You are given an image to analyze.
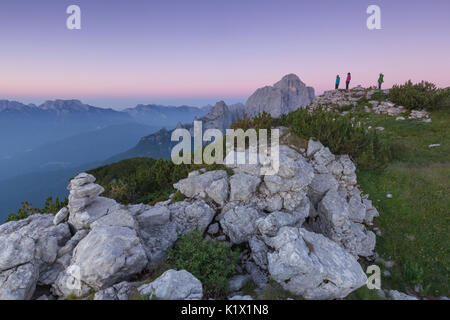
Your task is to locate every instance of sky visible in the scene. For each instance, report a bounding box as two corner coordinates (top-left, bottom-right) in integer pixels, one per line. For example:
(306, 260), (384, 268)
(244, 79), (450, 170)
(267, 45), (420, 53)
(0, 0), (449, 109)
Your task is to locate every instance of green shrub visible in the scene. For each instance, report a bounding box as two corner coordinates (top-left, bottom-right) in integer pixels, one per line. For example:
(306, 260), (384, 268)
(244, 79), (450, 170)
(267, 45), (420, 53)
(41, 197), (68, 214)
(170, 190), (186, 204)
(230, 111), (276, 150)
(280, 107), (395, 170)
(389, 80), (449, 111)
(345, 286), (385, 300)
(5, 197), (68, 223)
(436, 88), (450, 109)
(88, 158), (192, 205)
(370, 91), (388, 102)
(5, 201), (40, 222)
(129, 291), (150, 300)
(258, 280), (300, 300)
(335, 104), (354, 113)
(167, 230), (240, 299)
(402, 261), (425, 287)
(231, 111), (273, 132)
(241, 280), (258, 297)
(88, 158), (235, 206)
(203, 163), (234, 177)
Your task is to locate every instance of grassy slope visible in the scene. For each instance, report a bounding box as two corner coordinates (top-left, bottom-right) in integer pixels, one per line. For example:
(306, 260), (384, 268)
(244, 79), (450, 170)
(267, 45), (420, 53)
(355, 108), (449, 298)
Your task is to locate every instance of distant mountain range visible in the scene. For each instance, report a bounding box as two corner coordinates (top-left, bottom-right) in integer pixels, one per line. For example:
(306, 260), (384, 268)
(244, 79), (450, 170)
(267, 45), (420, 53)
(0, 99), (212, 220)
(0, 99), (209, 158)
(124, 104), (211, 127)
(108, 101), (245, 162)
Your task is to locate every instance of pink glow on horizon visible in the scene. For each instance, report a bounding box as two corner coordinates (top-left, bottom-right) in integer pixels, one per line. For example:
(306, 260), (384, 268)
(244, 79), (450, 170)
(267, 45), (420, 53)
(1, 0), (449, 106)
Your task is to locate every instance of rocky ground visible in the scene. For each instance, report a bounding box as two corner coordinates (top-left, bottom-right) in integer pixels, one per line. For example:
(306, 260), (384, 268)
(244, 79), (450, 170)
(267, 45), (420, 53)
(0, 138), (421, 301)
(310, 86), (430, 120)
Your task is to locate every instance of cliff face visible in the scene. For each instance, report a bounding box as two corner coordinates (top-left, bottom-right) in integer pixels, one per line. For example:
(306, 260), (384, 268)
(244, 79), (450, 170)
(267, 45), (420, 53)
(245, 74), (315, 118)
(200, 101), (244, 134)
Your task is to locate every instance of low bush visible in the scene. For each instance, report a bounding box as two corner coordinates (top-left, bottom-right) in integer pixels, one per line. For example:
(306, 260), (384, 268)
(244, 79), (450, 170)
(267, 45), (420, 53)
(370, 91), (388, 102)
(170, 190), (186, 204)
(166, 230), (240, 299)
(5, 197), (67, 223)
(389, 80), (449, 111)
(335, 104), (354, 113)
(258, 280), (300, 300)
(89, 158), (192, 205)
(231, 111), (273, 132)
(89, 157), (234, 206)
(280, 107), (395, 170)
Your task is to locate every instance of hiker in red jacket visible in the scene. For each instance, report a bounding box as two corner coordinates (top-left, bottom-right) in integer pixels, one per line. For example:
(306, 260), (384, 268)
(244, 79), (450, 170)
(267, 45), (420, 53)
(346, 73), (351, 90)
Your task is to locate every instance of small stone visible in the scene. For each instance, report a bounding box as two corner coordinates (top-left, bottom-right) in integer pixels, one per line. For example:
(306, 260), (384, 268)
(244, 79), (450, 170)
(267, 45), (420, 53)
(307, 139), (324, 158)
(386, 194), (393, 199)
(229, 295), (254, 300)
(138, 270), (203, 300)
(405, 234), (415, 241)
(53, 207), (69, 225)
(414, 284), (423, 293)
(207, 223), (219, 235)
(229, 274), (251, 292)
(389, 290), (418, 300)
(377, 289), (387, 299)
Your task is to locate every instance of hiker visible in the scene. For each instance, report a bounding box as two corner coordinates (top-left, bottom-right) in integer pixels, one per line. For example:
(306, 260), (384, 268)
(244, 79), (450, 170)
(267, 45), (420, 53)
(335, 75), (340, 90)
(378, 73), (384, 89)
(346, 72), (351, 90)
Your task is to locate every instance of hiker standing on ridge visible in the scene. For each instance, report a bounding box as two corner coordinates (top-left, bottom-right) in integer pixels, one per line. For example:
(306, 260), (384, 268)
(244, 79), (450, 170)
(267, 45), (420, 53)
(378, 73), (384, 90)
(346, 72), (351, 90)
(335, 75), (341, 90)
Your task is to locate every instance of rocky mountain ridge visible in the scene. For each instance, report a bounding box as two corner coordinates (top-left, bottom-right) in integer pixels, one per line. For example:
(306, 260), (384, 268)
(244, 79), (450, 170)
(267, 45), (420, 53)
(0, 99), (208, 161)
(199, 101), (245, 134)
(110, 100), (245, 161)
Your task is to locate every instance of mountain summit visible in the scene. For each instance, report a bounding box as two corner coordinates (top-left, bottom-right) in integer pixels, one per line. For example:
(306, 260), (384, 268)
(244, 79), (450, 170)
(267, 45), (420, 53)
(200, 101), (244, 134)
(245, 74), (315, 118)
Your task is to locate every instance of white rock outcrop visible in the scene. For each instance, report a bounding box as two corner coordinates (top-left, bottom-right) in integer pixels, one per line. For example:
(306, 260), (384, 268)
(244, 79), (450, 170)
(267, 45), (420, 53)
(266, 227), (367, 299)
(138, 270), (203, 300)
(1, 137), (382, 300)
(309, 86), (430, 120)
(0, 215), (71, 299)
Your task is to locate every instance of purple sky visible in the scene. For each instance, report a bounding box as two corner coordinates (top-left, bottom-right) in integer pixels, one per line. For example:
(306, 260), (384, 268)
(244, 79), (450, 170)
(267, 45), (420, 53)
(1, 0), (449, 109)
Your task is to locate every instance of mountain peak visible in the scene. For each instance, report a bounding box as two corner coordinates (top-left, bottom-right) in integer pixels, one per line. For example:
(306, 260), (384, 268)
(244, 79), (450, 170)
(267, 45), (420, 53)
(0, 100), (37, 112)
(245, 74), (315, 118)
(274, 73), (306, 89)
(212, 100), (228, 111)
(38, 99), (90, 112)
